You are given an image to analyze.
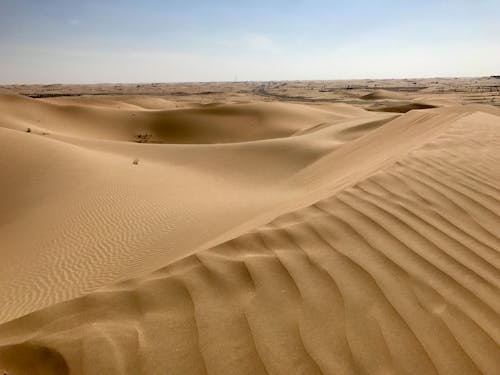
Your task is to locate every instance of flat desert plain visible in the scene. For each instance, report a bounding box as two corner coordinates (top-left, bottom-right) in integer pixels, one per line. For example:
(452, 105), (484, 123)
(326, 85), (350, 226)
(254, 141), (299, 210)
(0, 77), (499, 374)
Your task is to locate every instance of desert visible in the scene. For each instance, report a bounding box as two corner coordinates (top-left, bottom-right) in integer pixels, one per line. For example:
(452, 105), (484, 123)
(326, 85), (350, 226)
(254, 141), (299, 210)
(2, 0), (500, 373)
(0, 77), (499, 374)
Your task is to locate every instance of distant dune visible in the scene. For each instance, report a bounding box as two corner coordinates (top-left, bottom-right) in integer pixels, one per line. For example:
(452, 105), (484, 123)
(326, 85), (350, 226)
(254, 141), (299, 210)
(360, 89), (409, 100)
(0, 84), (499, 374)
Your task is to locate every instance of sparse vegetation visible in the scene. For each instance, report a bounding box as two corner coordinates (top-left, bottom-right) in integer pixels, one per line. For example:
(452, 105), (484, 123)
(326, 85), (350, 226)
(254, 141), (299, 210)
(134, 131), (152, 143)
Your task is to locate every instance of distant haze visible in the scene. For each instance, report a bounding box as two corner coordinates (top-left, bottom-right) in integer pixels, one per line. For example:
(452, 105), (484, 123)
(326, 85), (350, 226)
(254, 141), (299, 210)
(1, 0), (499, 84)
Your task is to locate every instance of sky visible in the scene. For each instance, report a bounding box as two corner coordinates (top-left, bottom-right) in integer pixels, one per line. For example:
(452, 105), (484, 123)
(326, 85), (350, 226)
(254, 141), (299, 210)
(1, 0), (499, 84)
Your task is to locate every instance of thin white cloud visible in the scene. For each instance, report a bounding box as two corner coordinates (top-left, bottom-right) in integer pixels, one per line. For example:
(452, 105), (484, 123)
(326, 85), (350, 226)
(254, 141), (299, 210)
(244, 33), (275, 51)
(214, 40), (236, 49)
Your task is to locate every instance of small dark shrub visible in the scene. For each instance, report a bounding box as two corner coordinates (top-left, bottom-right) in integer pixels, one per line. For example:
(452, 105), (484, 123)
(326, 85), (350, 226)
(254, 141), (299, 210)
(134, 131), (152, 143)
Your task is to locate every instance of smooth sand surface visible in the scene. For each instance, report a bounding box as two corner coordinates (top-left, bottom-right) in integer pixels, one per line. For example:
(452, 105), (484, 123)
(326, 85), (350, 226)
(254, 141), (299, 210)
(0, 80), (499, 374)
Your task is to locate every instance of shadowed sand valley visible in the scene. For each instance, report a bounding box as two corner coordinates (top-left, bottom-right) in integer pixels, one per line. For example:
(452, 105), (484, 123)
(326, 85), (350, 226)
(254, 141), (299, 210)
(0, 78), (499, 374)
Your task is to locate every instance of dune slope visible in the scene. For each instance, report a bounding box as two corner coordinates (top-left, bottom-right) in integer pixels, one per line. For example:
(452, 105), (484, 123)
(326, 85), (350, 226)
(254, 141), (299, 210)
(0, 95), (499, 375)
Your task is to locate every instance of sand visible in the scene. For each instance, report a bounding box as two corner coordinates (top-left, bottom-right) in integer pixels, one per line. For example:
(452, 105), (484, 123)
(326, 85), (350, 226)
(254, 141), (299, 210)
(0, 79), (499, 374)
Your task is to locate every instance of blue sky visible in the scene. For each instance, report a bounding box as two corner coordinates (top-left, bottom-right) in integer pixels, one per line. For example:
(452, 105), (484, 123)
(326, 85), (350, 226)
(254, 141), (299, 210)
(1, 0), (499, 83)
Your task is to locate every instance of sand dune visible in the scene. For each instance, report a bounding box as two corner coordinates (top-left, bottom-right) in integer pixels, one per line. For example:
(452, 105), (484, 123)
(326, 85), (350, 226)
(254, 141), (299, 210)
(0, 90), (499, 374)
(0, 94), (365, 144)
(0, 94), (396, 323)
(360, 89), (410, 100)
(40, 95), (183, 110)
(359, 90), (438, 113)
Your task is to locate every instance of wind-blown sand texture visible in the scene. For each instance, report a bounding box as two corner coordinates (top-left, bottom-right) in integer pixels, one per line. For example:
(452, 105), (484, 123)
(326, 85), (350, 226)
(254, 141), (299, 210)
(0, 78), (499, 374)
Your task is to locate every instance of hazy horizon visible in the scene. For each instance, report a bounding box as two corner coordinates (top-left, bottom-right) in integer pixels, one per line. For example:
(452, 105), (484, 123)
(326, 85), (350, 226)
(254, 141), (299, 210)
(1, 0), (500, 84)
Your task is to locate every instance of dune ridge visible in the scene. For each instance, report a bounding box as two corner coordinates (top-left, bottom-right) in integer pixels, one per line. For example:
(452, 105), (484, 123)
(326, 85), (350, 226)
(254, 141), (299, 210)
(0, 93), (499, 374)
